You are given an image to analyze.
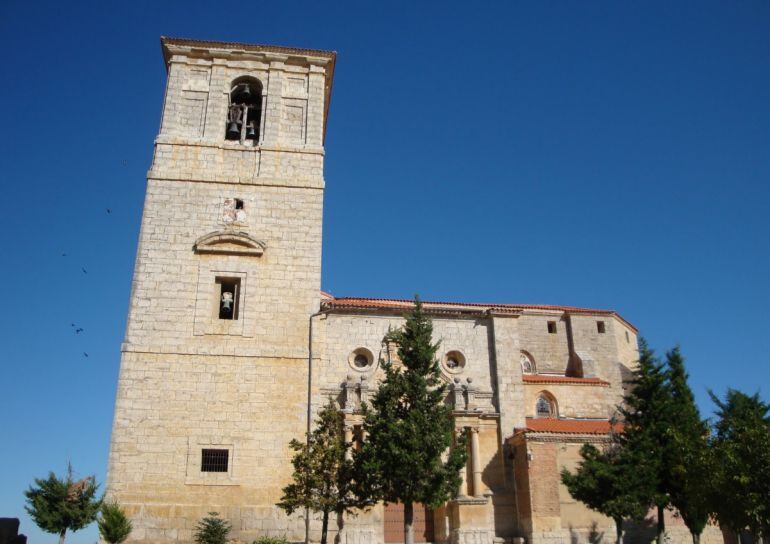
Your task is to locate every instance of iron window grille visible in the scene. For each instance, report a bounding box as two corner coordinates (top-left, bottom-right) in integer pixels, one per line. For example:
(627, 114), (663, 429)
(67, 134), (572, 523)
(201, 449), (229, 472)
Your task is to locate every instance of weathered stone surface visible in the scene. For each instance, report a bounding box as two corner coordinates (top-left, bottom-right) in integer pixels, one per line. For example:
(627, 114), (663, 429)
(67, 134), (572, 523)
(107, 37), (717, 544)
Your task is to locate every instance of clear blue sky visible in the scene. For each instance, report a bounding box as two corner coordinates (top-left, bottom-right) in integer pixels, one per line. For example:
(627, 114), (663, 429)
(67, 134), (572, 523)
(1, 1), (769, 542)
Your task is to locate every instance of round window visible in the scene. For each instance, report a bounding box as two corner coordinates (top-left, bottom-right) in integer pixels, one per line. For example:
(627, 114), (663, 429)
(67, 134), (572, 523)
(354, 353), (369, 368)
(442, 350), (466, 374)
(348, 348), (374, 371)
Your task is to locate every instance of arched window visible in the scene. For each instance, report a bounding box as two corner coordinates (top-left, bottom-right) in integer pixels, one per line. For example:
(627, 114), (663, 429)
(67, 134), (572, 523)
(226, 78), (263, 143)
(520, 352), (536, 374)
(535, 393), (556, 419)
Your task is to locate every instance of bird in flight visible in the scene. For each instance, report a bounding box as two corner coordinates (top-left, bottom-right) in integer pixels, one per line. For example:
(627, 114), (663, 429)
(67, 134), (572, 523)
(83, 352), (89, 358)
(82, 268), (88, 274)
(106, 208), (111, 214)
(75, 328), (84, 334)
(61, 252), (67, 257)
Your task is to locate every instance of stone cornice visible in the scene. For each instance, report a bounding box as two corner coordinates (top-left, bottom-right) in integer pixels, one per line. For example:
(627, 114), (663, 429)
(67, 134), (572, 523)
(160, 36), (336, 142)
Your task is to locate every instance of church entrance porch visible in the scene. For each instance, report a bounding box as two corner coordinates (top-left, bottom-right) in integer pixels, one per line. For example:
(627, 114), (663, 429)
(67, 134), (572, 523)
(384, 502), (435, 543)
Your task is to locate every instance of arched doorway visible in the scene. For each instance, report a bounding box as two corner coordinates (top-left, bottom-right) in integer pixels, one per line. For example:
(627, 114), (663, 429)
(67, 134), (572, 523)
(384, 503), (435, 543)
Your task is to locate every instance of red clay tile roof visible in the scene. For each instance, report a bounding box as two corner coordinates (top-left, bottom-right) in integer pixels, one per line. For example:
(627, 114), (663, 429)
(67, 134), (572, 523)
(320, 296), (637, 332)
(516, 418), (623, 435)
(523, 375), (610, 386)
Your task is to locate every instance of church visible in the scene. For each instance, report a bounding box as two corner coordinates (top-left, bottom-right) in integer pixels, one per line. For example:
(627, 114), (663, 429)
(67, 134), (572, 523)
(106, 37), (722, 544)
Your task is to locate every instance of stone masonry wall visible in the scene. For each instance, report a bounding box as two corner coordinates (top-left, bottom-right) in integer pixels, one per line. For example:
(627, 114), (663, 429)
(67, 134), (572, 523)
(107, 41), (331, 544)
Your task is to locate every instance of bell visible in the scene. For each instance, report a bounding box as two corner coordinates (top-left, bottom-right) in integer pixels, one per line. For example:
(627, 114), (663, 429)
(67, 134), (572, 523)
(221, 292), (234, 313)
(233, 84), (252, 101)
(245, 124), (257, 140)
(227, 122), (240, 138)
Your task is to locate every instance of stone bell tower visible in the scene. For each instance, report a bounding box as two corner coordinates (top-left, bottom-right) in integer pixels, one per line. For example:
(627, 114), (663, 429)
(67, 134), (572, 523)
(106, 37), (336, 542)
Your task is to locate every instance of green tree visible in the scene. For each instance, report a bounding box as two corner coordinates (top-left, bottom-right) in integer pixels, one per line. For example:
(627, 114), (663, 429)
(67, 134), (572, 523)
(278, 398), (367, 544)
(616, 339), (670, 544)
(24, 464), (102, 544)
(194, 512), (231, 544)
(98, 501), (133, 544)
(663, 347), (713, 544)
(709, 389), (770, 543)
(356, 297), (468, 544)
(561, 441), (648, 544)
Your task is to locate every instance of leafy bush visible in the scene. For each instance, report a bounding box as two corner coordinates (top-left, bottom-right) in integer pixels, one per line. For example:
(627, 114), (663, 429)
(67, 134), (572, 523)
(98, 501), (132, 544)
(194, 512), (231, 544)
(252, 537), (289, 544)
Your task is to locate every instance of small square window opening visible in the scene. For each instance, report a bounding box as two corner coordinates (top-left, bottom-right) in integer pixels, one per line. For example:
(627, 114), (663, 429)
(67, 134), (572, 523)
(625, 330), (630, 343)
(217, 277), (241, 320)
(547, 321), (557, 334)
(201, 449), (229, 472)
(597, 321), (606, 334)
(235, 199), (244, 210)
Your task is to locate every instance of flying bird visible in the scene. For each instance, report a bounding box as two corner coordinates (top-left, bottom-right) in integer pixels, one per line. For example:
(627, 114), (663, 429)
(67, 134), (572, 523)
(106, 208), (111, 214)
(61, 252), (67, 257)
(81, 268), (88, 274)
(75, 328), (84, 334)
(83, 352), (89, 358)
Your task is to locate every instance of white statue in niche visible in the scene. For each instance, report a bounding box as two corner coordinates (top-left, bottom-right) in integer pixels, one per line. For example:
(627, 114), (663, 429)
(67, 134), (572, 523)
(220, 291), (234, 314)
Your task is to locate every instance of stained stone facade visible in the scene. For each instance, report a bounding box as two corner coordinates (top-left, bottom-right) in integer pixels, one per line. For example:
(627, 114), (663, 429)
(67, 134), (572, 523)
(107, 38), (725, 544)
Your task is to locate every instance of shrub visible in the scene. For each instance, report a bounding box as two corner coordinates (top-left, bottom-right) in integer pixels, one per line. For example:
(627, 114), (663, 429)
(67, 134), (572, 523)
(194, 512), (231, 544)
(252, 537), (289, 544)
(98, 501), (132, 544)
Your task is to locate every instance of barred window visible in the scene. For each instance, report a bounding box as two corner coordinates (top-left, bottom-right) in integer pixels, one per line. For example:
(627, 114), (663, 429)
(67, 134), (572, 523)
(201, 449), (229, 472)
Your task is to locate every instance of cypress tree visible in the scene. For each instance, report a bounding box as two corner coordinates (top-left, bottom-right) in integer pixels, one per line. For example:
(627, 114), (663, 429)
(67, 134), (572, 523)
(98, 501), (133, 544)
(663, 347), (712, 544)
(356, 297), (467, 544)
(561, 441), (647, 544)
(617, 339), (670, 544)
(709, 389), (770, 543)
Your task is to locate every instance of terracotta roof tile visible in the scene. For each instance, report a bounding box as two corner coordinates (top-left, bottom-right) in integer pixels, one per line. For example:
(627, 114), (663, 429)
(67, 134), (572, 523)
(516, 418), (623, 435)
(523, 375), (610, 386)
(320, 296), (636, 332)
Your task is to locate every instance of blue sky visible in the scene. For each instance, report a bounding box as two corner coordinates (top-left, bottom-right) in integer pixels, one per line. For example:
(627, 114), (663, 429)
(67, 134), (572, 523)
(1, 1), (769, 542)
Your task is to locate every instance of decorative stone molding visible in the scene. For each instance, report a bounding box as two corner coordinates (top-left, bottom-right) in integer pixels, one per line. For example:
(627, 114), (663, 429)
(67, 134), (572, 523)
(341, 374), (370, 413)
(193, 231), (265, 257)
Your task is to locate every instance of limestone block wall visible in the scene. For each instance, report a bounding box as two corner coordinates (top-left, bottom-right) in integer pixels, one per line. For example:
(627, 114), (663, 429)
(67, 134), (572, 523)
(108, 39), (334, 544)
(108, 352), (310, 542)
(490, 316), (527, 437)
(515, 314), (571, 375)
(569, 315), (637, 408)
(317, 313), (497, 409)
(523, 384), (611, 419)
(123, 178), (323, 358)
(153, 53), (327, 185)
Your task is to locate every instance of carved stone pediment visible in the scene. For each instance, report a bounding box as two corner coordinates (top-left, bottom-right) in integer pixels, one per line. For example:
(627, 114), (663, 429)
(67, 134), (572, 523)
(193, 231), (266, 257)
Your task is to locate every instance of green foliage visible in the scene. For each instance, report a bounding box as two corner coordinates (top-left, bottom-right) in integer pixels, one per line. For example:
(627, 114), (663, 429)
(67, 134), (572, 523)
(252, 537), (289, 544)
(561, 442), (648, 544)
(356, 296), (467, 513)
(278, 398), (366, 544)
(616, 339), (671, 541)
(194, 512), (231, 544)
(663, 347), (712, 541)
(24, 464), (102, 543)
(98, 501), (133, 544)
(709, 389), (770, 540)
